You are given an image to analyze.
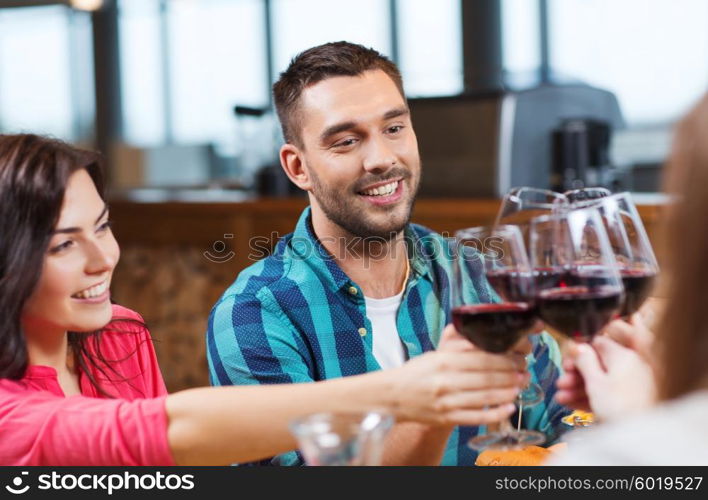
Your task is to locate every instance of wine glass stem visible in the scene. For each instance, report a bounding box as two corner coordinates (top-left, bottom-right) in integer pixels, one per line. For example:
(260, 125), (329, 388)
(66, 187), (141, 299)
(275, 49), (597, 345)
(498, 414), (514, 436)
(517, 400), (523, 432)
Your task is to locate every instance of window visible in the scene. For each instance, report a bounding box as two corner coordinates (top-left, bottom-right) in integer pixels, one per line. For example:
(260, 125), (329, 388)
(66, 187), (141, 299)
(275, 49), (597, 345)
(167, 0), (268, 153)
(396, 0), (463, 96)
(115, 0), (465, 186)
(0, 5), (94, 141)
(271, 0), (391, 77)
(119, 0), (165, 146)
(119, 0), (464, 153)
(120, 0), (268, 155)
(548, 0), (708, 125)
(501, 0), (541, 88)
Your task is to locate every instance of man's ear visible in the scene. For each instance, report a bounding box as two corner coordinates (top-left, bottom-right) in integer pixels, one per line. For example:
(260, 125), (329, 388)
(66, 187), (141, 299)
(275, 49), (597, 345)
(280, 143), (312, 191)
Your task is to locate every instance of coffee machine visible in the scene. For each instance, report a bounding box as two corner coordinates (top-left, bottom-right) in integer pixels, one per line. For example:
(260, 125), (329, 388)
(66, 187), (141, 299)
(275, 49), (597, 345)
(409, 84), (625, 197)
(551, 117), (623, 192)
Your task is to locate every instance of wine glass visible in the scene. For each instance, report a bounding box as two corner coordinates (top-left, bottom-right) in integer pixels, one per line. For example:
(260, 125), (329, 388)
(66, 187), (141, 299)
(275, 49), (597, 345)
(529, 208), (625, 343)
(289, 411), (394, 466)
(564, 187), (611, 203)
(530, 208), (626, 430)
(495, 187), (569, 236)
(562, 192), (659, 319)
(452, 225), (545, 451)
(493, 187), (568, 403)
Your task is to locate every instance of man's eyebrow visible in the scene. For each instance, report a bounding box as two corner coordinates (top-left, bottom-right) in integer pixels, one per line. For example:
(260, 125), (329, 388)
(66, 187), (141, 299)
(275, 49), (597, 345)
(53, 204), (109, 234)
(383, 107), (409, 120)
(319, 121), (357, 143)
(319, 107), (410, 144)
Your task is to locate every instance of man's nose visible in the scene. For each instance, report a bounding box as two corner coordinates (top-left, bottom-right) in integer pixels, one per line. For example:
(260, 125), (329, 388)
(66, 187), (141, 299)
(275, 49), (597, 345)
(362, 136), (397, 173)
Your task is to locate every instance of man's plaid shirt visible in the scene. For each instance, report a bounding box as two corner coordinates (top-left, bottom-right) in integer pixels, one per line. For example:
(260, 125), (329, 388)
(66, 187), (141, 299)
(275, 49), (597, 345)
(207, 207), (570, 465)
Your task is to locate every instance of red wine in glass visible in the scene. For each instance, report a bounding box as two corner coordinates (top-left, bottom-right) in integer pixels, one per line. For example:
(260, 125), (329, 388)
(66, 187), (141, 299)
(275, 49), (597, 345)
(452, 303), (538, 354)
(620, 269), (657, 317)
(564, 266), (653, 318)
(564, 192), (660, 320)
(532, 267), (569, 290)
(485, 269), (534, 303)
(455, 224), (546, 451)
(537, 286), (623, 342)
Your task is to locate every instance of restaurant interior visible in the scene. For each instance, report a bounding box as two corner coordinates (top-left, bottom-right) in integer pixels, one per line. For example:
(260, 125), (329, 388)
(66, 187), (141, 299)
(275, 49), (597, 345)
(1, 1), (705, 463)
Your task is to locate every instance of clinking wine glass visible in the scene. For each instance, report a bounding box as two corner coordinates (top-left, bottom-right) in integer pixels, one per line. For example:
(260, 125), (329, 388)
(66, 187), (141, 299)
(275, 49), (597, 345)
(495, 187), (569, 239)
(452, 225), (545, 451)
(560, 192), (659, 319)
(564, 187), (612, 203)
(529, 208), (625, 343)
(530, 208), (625, 430)
(493, 187), (569, 403)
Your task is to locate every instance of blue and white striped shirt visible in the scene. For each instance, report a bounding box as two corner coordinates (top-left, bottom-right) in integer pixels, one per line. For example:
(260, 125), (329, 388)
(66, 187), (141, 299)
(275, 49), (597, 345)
(207, 207), (570, 465)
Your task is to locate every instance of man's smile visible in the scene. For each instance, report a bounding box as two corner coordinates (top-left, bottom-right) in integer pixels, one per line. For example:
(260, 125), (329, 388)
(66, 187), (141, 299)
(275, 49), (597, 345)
(356, 178), (404, 206)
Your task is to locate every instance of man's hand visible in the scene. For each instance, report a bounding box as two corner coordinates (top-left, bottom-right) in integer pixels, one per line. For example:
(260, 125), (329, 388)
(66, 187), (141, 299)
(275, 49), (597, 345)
(437, 322), (534, 357)
(391, 324), (528, 427)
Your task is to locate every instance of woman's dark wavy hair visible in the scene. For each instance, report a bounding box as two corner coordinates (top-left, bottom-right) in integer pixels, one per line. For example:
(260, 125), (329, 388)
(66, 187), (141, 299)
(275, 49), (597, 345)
(0, 134), (142, 396)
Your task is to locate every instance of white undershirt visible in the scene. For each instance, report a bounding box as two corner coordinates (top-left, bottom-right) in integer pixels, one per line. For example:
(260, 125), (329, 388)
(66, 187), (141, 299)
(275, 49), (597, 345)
(364, 291), (406, 370)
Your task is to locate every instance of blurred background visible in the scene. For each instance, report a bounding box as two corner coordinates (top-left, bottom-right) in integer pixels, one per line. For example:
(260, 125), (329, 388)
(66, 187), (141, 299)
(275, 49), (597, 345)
(1, 0), (704, 390)
(3, 0), (707, 192)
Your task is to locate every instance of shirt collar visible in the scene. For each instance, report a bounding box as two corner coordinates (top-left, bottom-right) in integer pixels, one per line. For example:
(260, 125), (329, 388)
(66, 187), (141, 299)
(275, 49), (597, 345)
(402, 224), (437, 284)
(290, 207), (351, 292)
(290, 207), (437, 292)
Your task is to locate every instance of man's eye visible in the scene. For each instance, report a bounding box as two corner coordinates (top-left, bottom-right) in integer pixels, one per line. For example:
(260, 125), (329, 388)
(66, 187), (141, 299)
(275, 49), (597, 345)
(333, 138), (357, 148)
(387, 125), (404, 134)
(49, 240), (74, 254)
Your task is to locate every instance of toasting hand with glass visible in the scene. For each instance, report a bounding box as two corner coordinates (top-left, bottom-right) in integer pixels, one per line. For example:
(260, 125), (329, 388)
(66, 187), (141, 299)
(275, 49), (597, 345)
(490, 186), (662, 427)
(529, 209), (625, 343)
(550, 195), (661, 413)
(451, 225), (547, 450)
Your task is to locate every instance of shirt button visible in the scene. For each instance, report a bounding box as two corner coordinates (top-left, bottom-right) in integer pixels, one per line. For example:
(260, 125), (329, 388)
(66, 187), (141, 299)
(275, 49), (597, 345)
(358, 327), (367, 337)
(348, 286), (358, 295)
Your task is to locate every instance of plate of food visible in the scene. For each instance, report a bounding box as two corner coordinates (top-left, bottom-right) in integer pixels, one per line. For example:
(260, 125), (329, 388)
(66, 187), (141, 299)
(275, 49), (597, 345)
(561, 410), (595, 427)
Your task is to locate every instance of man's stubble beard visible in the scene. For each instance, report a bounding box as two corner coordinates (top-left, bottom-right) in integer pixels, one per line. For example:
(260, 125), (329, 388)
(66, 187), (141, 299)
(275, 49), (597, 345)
(308, 164), (421, 241)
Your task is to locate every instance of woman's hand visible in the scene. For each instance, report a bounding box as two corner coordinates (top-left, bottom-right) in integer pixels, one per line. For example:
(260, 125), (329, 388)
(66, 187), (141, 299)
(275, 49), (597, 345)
(555, 302), (659, 411)
(603, 308), (656, 364)
(387, 324), (527, 427)
(555, 356), (592, 411)
(559, 336), (656, 421)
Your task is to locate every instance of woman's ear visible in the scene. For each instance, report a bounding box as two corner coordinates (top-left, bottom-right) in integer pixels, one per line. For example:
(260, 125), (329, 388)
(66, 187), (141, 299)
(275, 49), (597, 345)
(280, 143), (312, 191)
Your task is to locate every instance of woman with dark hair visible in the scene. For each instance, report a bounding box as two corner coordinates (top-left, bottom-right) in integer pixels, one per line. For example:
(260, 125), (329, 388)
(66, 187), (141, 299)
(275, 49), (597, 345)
(550, 93), (708, 465)
(0, 133), (526, 466)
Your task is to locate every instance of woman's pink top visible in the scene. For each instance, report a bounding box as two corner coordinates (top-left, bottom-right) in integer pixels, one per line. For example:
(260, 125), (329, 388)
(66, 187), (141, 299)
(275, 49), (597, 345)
(0, 305), (175, 465)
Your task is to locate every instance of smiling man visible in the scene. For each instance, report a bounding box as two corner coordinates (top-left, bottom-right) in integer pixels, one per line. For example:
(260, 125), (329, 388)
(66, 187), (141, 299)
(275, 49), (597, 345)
(206, 42), (569, 465)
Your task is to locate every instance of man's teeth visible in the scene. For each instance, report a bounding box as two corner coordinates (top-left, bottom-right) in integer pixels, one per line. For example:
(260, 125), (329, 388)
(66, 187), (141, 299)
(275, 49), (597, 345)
(72, 281), (108, 299)
(361, 181), (399, 196)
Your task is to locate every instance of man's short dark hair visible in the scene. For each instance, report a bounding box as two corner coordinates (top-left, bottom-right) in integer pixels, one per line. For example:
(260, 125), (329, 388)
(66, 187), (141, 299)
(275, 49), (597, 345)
(272, 41), (405, 148)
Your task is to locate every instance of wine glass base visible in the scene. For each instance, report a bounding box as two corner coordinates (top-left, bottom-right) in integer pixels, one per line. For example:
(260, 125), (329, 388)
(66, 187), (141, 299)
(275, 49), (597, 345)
(518, 382), (544, 406)
(468, 430), (545, 451)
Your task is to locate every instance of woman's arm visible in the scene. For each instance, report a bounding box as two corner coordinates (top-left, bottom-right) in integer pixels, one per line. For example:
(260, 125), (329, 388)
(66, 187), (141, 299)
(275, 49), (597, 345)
(1, 332), (523, 466)
(166, 344), (524, 465)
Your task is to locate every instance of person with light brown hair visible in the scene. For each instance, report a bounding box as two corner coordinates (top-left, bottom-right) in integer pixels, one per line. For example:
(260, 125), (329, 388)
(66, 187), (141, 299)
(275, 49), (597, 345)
(207, 41), (571, 466)
(550, 93), (708, 465)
